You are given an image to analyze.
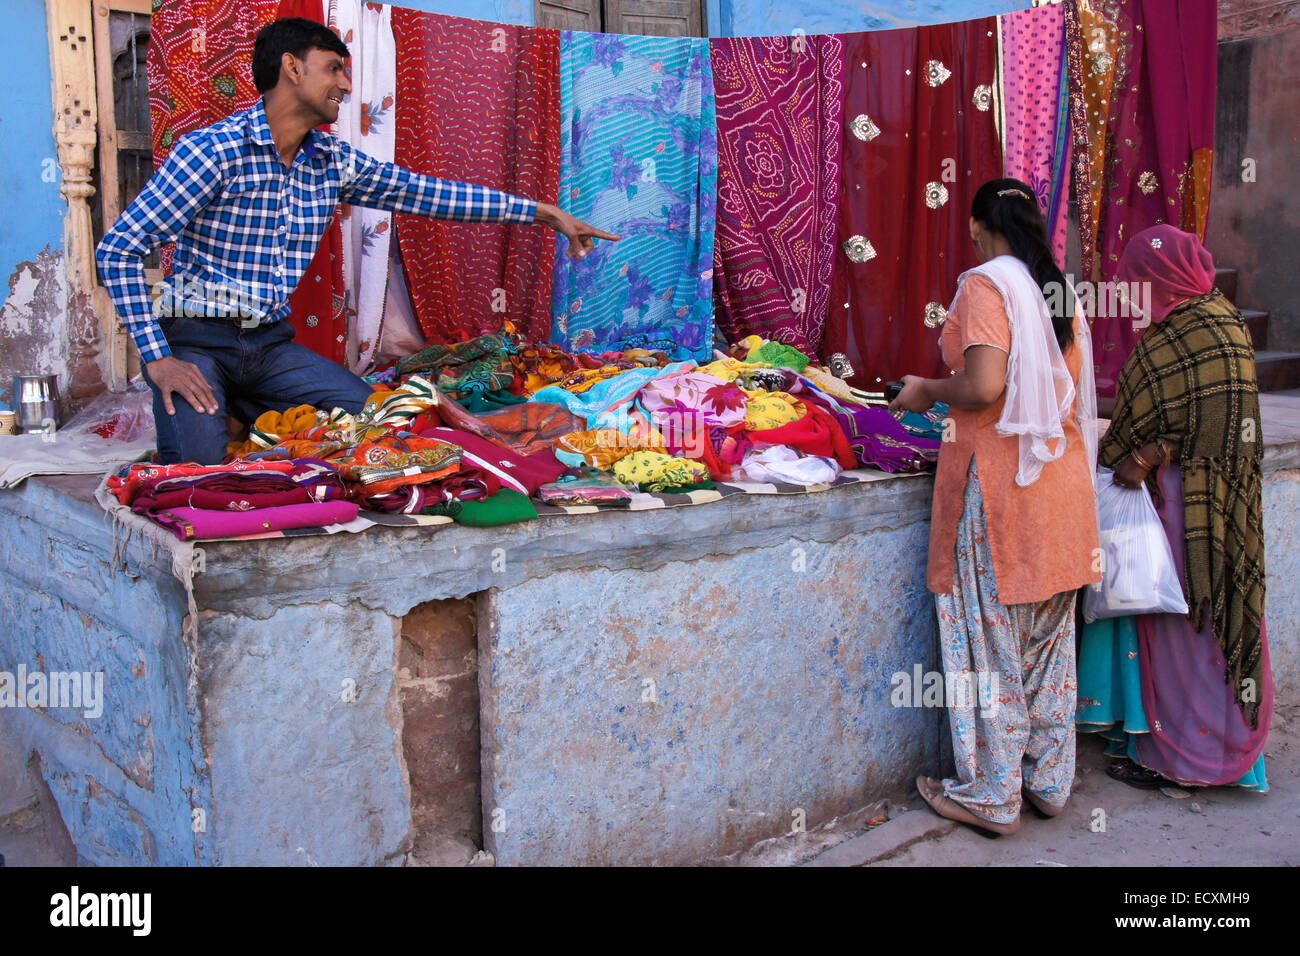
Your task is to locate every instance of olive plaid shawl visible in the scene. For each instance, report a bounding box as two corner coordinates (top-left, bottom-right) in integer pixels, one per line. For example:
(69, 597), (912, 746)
(1099, 289), (1266, 724)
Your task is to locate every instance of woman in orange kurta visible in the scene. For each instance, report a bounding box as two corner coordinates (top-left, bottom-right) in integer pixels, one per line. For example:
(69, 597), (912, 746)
(892, 178), (1100, 837)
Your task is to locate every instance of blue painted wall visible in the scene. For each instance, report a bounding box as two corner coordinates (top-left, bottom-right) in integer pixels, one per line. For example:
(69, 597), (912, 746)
(715, 0), (1031, 37)
(0, 1), (66, 309)
(400, 0), (534, 23)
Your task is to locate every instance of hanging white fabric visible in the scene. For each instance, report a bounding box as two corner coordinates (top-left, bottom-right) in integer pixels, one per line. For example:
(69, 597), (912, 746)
(949, 254), (1097, 485)
(329, 0), (397, 375)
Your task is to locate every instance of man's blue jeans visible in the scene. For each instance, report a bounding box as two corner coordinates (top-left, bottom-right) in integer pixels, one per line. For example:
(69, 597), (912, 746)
(144, 316), (373, 464)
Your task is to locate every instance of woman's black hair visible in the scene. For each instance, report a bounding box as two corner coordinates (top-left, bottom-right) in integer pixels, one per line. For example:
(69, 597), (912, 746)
(971, 178), (1074, 351)
(252, 17), (351, 94)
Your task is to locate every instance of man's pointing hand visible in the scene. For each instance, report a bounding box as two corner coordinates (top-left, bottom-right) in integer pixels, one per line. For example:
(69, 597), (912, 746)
(535, 202), (620, 259)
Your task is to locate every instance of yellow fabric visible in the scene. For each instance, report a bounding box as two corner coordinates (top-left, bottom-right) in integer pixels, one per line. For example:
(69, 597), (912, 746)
(698, 356), (765, 382)
(613, 451), (708, 492)
(742, 391), (805, 429)
(737, 334), (765, 359)
(226, 404), (319, 457)
(802, 366), (879, 406)
(555, 428), (666, 470)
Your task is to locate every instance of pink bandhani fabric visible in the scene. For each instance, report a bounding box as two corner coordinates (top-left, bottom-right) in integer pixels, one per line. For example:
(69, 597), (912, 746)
(998, 3), (1069, 264)
(710, 34), (845, 354)
(392, 10), (560, 345)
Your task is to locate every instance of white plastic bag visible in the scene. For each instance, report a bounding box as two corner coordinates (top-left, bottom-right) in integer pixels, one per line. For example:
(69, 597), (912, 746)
(1083, 467), (1190, 622)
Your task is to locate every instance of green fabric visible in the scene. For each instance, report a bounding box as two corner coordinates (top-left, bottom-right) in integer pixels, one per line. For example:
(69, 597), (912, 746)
(651, 478), (715, 495)
(459, 390), (528, 414)
(451, 489), (538, 526)
(751, 341), (810, 372)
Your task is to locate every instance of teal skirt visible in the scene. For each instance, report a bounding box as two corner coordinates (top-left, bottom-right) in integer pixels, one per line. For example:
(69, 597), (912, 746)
(1076, 616), (1268, 791)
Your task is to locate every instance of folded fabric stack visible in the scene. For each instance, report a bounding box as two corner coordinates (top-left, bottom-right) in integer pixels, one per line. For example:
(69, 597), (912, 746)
(109, 458), (358, 541)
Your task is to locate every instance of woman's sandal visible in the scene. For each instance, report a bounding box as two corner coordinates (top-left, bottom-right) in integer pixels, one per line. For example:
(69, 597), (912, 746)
(1105, 759), (1169, 790)
(1021, 788), (1065, 819)
(916, 776), (1020, 838)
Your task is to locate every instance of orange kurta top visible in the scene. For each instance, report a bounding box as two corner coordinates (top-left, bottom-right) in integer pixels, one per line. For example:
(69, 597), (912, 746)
(926, 274), (1100, 605)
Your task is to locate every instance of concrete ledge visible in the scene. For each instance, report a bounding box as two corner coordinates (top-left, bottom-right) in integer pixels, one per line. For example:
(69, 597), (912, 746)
(802, 808), (957, 867)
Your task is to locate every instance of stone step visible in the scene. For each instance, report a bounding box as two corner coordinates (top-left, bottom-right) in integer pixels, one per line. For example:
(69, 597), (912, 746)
(1216, 267), (1238, 305)
(1255, 350), (1300, 392)
(1242, 308), (1269, 351)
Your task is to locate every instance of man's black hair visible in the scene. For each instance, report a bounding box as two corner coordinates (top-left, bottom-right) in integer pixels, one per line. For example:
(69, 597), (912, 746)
(251, 17), (350, 94)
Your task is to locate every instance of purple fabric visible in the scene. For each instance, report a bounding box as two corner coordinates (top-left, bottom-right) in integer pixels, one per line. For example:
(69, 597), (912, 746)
(999, 3), (1069, 263)
(831, 402), (940, 473)
(148, 500), (360, 540)
(1133, 465), (1273, 785)
(710, 34), (845, 352)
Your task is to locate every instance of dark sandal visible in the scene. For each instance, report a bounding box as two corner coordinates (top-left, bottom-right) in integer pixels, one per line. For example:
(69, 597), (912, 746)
(1105, 759), (1168, 790)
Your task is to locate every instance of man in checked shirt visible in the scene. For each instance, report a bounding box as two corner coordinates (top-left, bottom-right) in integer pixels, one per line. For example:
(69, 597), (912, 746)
(96, 17), (617, 465)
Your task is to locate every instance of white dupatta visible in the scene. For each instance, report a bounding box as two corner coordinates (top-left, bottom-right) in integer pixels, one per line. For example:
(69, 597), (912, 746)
(949, 255), (1098, 485)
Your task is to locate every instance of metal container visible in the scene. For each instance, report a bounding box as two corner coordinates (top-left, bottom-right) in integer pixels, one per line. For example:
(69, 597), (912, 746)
(13, 374), (61, 434)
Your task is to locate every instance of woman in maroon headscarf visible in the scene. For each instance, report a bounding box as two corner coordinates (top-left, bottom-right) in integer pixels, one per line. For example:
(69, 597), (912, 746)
(1077, 224), (1272, 793)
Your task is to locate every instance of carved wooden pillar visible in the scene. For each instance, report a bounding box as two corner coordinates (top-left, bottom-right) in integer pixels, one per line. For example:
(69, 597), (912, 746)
(47, 0), (117, 397)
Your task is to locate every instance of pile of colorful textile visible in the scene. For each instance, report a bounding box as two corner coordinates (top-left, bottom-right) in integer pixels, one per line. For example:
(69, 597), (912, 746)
(114, 332), (944, 540)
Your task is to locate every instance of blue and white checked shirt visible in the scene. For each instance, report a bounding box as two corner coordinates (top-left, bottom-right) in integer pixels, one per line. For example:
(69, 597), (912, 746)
(96, 98), (538, 363)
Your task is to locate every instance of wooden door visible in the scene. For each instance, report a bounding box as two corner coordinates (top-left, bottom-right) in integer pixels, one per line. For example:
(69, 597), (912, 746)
(536, 0), (602, 31)
(605, 0), (702, 36)
(535, 0), (704, 35)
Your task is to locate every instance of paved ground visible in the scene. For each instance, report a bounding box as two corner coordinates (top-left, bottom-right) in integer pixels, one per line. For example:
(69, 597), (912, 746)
(795, 701), (1299, 867)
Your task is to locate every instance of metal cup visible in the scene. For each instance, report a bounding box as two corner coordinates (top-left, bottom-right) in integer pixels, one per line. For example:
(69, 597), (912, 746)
(13, 374), (61, 434)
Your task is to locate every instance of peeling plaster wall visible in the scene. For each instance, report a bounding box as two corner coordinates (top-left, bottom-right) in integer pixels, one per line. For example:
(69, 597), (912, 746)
(1, 248), (70, 411)
(1206, 25), (1300, 350)
(0, 2), (71, 409)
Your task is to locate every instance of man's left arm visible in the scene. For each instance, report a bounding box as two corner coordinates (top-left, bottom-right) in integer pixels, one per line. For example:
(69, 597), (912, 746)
(336, 142), (620, 258)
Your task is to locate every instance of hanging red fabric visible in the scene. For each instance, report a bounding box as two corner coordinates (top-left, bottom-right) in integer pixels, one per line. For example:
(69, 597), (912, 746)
(147, 0), (282, 271)
(825, 20), (1003, 389)
(392, 10), (560, 346)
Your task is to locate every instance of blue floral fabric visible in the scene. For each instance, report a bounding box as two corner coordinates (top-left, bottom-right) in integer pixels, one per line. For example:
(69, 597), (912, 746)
(550, 32), (717, 361)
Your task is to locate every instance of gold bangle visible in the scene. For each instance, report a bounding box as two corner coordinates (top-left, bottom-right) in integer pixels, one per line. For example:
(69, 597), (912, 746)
(1130, 448), (1155, 471)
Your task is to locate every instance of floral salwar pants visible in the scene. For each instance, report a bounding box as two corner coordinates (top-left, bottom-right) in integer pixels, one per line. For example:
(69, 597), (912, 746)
(934, 463), (1078, 825)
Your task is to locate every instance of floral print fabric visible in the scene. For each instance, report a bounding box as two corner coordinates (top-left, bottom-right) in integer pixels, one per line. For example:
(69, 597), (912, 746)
(550, 32), (717, 360)
(934, 462), (1078, 824)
